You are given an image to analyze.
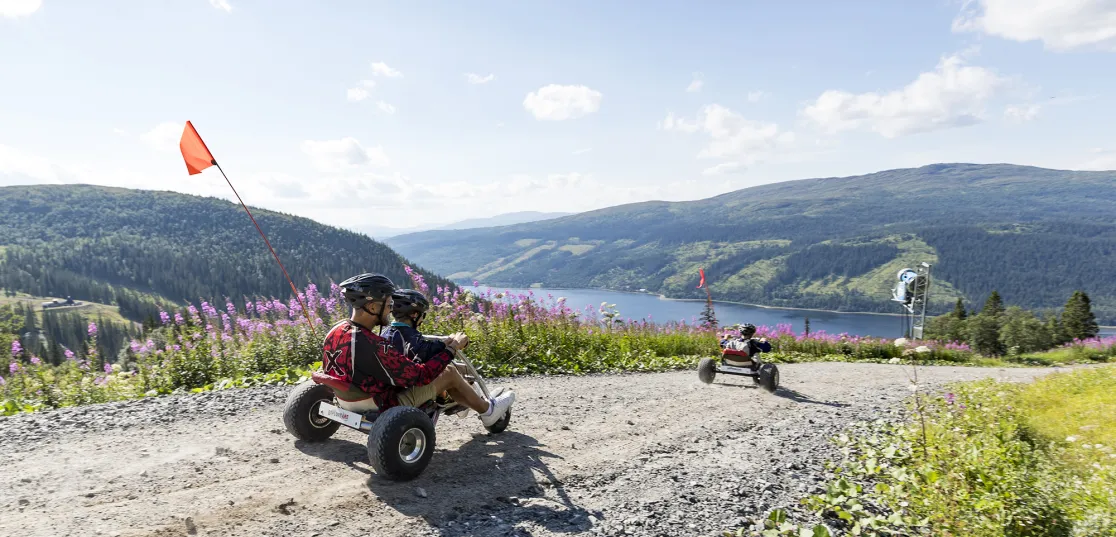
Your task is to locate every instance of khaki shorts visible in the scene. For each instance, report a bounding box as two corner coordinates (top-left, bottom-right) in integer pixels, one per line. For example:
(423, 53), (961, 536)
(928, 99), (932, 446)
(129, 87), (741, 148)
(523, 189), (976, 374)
(397, 382), (441, 407)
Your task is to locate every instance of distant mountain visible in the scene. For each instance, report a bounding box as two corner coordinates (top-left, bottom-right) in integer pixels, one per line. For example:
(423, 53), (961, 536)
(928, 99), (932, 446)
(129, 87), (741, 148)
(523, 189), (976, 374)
(386, 163), (1116, 323)
(366, 211), (573, 239)
(0, 185), (453, 322)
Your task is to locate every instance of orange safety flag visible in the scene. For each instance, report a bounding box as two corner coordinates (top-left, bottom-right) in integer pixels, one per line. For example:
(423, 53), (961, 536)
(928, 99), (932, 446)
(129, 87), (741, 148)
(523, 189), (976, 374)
(179, 121), (217, 175)
(697, 267), (706, 289)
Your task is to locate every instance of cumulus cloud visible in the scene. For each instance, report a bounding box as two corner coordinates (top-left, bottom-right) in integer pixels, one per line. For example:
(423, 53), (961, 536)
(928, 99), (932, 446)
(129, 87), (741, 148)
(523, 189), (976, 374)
(300, 137), (389, 170)
(376, 101), (396, 114)
(209, 0), (232, 12)
(1, 0), (41, 18)
(661, 104), (794, 163)
(346, 80), (375, 102)
(1004, 104), (1041, 123)
(466, 73), (496, 84)
(371, 62), (403, 78)
(953, 0), (1116, 51)
(747, 91), (767, 103)
(702, 162), (743, 176)
(140, 122), (184, 152)
(523, 84), (603, 121)
(800, 54), (1009, 138)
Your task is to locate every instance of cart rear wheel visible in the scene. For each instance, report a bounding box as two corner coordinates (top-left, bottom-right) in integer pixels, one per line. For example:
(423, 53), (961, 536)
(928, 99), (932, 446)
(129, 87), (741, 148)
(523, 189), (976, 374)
(757, 363), (780, 393)
(283, 382), (340, 442)
(697, 357), (717, 384)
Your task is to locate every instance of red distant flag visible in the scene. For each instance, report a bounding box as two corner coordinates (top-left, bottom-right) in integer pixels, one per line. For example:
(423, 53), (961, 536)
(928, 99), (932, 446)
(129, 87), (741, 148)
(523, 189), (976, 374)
(179, 121), (217, 175)
(697, 267), (706, 289)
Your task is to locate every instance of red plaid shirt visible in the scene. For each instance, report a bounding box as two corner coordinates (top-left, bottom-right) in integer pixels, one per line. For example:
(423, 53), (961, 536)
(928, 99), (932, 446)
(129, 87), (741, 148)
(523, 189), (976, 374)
(320, 320), (453, 409)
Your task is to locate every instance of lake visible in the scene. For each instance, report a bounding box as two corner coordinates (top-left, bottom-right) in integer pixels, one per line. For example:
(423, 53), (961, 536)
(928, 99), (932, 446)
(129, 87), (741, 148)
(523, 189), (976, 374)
(474, 286), (1116, 339)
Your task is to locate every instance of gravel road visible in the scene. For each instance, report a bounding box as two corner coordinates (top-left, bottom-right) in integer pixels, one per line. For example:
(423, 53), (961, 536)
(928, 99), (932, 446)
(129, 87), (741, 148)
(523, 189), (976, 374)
(0, 362), (1064, 537)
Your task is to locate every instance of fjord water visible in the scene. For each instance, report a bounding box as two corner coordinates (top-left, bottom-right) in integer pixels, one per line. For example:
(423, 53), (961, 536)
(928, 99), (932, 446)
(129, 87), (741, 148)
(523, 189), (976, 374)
(476, 286), (911, 337)
(474, 286), (1116, 338)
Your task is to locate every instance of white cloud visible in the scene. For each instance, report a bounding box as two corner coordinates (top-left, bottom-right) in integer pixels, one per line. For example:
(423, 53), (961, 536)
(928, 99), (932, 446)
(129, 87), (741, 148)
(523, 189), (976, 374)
(953, 0), (1116, 51)
(0, 144), (70, 184)
(0, 0), (41, 18)
(662, 104), (794, 162)
(702, 162), (743, 176)
(371, 62), (403, 78)
(346, 80), (375, 102)
(140, 122), (184, 152)
(523, 84), (603, 121)
(113, 128), (128, 136)
(466, 73), (496, 84)
(686, 73), (704, 93)
(300, 137), (389, 170)
(1080, 148), (1116, 170)
(746, 91), (767, 103)
(657, 112), (700, 133)
(209, 0), (232, 12)
(1004, 104), (1040, 123)
(376, 101), (396, 114)
(801, 54), (1009, 138)
(572, 148), (592, 155)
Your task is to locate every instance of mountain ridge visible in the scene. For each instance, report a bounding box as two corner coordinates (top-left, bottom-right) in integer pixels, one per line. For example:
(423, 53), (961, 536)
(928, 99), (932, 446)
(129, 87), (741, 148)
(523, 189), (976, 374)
(386, 163), (1116, 323)
(0, 184), (453, 322)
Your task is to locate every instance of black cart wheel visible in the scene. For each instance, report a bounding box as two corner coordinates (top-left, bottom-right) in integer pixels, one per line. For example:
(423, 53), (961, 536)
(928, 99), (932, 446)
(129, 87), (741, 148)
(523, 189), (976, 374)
(283, 381), (340, 442)
(697, 357), (717, 384)
(485, 408), (512, 434)
(757, 363), (780, 393)
(368, 406), (436, 481)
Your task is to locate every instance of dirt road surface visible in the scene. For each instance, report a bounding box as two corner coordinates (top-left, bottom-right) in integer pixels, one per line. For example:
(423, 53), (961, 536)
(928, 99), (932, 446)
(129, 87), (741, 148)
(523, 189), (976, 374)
(0, 362), (1064, 537)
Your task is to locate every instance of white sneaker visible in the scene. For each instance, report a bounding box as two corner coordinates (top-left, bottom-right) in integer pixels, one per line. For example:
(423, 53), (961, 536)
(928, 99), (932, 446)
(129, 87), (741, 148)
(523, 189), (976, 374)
(480, 390), (515, 427)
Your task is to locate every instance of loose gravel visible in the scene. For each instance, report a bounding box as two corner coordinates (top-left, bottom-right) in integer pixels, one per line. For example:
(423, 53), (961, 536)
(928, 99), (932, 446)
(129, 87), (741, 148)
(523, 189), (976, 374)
(0, 362), (1064, 537)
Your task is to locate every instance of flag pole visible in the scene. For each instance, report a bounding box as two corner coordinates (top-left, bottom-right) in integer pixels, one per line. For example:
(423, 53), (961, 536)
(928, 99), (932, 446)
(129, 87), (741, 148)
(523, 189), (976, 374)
(213, 162), (318, 338)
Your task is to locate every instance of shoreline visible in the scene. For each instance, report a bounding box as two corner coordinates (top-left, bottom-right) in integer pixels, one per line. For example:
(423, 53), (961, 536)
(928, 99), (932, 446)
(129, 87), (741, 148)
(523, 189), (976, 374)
(474, 284), (914, 318)
(470, 284), (1116, 329)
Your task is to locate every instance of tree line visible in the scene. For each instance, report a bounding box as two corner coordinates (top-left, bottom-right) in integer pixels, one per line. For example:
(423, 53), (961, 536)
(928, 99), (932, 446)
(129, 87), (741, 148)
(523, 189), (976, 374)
(926, 289), (1101, 356)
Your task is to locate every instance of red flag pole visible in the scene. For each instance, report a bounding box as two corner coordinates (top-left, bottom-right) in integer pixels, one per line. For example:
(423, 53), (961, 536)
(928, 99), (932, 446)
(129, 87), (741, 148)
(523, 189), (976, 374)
(212, 163), (318, 337)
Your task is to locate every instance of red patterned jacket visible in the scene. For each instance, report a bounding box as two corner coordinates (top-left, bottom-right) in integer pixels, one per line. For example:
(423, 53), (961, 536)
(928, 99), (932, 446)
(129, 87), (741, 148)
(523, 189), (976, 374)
(320, 319), (454, 409)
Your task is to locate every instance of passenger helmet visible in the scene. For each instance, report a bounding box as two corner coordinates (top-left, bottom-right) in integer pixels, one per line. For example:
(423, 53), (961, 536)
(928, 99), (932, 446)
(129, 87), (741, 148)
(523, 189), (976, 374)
(391, 289), (430, 320)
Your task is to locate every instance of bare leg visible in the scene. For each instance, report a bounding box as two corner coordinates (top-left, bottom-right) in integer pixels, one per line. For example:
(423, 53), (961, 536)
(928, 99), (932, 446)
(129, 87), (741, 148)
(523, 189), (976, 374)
(427, 366), (488, 413)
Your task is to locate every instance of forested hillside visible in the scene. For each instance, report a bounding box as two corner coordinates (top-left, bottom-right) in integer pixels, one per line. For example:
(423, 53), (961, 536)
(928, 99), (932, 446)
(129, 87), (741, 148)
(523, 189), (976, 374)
(387, 164), (1116, 323)
(0, 185), (452, 322)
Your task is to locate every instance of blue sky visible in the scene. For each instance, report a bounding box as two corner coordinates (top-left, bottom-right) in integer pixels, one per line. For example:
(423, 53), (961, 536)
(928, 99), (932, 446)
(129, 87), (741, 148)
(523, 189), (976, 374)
(2, 0), (1115, 236)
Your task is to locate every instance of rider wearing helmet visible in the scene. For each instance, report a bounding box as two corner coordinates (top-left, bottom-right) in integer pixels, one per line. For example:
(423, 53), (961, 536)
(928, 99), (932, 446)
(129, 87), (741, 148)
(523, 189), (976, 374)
(320, 273), (514, 427)
(381, 289), (447, 363)
(721, 323), (772, 354)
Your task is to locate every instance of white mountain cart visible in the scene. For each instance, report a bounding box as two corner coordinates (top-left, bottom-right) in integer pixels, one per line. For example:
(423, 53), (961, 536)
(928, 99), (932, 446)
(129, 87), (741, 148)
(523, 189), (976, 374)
(697, 337), (780, 393)
(282, 348), (511, 481)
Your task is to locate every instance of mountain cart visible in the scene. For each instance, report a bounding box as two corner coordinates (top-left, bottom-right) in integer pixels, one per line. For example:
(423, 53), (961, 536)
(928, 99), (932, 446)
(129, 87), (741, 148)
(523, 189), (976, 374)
(282, 349), (511, 481)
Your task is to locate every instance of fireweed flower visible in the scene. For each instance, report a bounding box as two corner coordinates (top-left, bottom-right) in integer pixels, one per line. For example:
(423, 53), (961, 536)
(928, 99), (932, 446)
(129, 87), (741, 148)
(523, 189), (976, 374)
(174, 312), (185, 325)
(30, 356), (41, 365)
(64, 348), (75, 360)
(87, 322), (98, 337)
(10, 362), (19, 374)
(104, 362), (113, 374)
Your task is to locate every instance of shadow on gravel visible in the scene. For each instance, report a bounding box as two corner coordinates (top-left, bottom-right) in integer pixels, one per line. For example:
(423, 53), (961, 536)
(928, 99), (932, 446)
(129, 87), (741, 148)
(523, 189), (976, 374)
(773, 387), (850, 408)
(294, 438), (373, 476)
(366, 430), (601, 536)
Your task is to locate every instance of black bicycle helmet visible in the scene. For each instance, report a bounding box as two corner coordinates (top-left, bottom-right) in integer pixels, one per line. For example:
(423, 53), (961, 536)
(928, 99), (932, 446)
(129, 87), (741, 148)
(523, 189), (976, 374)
(338, 273), (396, 309)
(391, 289), (430, 319)
(740, 323), (757, 338)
